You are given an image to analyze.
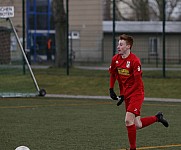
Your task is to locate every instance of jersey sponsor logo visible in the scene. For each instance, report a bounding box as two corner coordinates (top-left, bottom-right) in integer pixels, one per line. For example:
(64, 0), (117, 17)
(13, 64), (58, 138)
(126, 61), (130, 68)
(117, 68), (130, 76)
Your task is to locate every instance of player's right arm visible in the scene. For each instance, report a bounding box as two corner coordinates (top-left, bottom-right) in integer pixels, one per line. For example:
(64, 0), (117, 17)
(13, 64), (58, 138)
(109, 58), (118, 100)
(109, 68), (124, 105)
(109, 74), (118, 100)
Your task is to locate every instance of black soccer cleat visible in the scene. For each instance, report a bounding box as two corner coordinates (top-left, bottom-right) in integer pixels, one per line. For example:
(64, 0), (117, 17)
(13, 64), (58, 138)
(156, 112), (169, 127)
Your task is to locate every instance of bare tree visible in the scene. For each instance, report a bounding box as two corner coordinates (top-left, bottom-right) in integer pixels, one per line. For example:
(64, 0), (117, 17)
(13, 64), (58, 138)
(166, 0), (179, 20)
(149, 0), (180, 21)
(52, 0), (67, 67)
(105, 0), (181, 21)
(103, 0), (112, 20)
(103, 0), (125, 20)
(118, 0), (150, 21)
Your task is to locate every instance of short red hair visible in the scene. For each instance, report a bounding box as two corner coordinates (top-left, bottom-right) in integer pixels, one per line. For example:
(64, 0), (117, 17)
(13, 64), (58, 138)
(119, 34), (133, 49)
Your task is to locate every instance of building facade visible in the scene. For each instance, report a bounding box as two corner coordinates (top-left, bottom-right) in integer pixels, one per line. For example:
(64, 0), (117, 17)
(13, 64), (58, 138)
(0, 0), (103, 63)
(1, 0), (181, 64)
(103, 21), (181, 64)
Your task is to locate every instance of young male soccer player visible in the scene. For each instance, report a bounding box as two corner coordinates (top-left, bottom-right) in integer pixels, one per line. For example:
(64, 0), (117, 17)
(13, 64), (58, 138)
(109, 34), (169, 150)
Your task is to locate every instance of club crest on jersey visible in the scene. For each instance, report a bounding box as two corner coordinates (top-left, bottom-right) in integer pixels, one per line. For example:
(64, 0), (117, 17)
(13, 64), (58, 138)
(126, 61), (130, 68)
(138, 66), (141, 71)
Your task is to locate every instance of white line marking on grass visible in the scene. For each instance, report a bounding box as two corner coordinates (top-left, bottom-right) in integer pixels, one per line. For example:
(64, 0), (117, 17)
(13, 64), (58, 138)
(0, 101), (112, 109)
(119, 144), (181, 150)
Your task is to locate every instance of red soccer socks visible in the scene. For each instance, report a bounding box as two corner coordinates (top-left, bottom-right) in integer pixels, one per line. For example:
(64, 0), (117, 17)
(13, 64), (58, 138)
(127, 124), (136, 149)
(126, 116), (158, 149)
(140, 116), (157, 128)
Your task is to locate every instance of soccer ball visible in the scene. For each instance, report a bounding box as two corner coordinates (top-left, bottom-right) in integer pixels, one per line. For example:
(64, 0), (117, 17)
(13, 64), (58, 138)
(15, 146), (30, 150)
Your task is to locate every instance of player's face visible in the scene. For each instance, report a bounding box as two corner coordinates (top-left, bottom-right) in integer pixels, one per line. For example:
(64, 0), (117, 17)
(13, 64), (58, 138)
(117, 40), (130, 55)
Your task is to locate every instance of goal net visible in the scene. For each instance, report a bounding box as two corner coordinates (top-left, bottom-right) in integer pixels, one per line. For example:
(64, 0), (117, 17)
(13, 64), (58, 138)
(0, 10), (45, 97)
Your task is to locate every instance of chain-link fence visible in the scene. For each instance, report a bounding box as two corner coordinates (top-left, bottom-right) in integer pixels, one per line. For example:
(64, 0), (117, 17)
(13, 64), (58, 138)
(0, 0), (181, 77)
(69, 0), (181, 78)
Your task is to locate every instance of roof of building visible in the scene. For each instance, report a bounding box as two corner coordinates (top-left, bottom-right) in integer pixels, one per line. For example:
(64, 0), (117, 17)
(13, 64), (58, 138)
(103, 21), (181, 33)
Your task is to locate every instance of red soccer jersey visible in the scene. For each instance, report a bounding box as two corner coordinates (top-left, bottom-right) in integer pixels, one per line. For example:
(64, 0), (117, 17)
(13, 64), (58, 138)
(109, 52), (144, 99)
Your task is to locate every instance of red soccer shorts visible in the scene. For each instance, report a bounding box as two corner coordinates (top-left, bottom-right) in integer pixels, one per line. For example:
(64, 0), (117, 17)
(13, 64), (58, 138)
(125, 95), (144, 116)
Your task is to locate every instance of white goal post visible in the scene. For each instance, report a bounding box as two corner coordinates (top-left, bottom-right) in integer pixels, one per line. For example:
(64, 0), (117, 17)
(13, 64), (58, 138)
(0, 6), (46, 97)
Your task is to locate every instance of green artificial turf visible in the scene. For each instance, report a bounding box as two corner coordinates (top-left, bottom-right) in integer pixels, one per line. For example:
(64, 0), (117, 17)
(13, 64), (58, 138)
(0, 97), (181, 150)
(1, 67), (181, 98)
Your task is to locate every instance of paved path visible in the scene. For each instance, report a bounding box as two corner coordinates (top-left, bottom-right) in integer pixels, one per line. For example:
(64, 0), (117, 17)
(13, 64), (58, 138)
(46, 94), (181, 103)
(31, 65), (181, 102)
(75, 66), (181, 71)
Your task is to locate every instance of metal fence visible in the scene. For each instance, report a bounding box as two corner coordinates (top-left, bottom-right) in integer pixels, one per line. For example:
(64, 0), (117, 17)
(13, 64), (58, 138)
(0, 0), (181, 78)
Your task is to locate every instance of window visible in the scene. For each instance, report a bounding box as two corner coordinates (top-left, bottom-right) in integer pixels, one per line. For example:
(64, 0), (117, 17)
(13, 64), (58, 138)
(26, 0), (55, 62)
(27, 0), (53, 30)
(149, 37), (158, 55)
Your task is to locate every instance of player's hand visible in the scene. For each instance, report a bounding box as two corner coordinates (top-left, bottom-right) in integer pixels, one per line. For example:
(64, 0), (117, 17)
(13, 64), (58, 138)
(117, 95), (124, 106)
(109, 88), (118, 100)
